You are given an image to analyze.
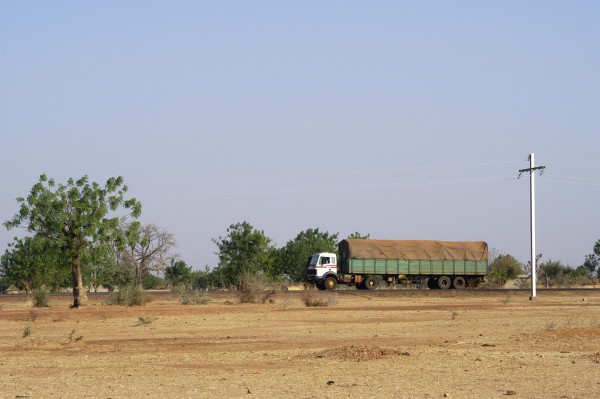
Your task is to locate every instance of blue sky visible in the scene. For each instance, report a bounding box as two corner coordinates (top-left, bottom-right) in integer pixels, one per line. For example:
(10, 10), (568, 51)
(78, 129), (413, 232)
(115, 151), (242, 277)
(1, 0), (599, 270)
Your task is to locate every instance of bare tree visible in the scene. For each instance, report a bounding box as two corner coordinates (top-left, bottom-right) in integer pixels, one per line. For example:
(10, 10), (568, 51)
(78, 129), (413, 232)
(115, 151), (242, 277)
(122, 224), (176, 288)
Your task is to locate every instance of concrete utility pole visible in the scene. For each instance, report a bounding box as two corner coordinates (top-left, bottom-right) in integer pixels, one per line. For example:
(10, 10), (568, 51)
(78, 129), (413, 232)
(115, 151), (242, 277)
(518, 153), (545, 299)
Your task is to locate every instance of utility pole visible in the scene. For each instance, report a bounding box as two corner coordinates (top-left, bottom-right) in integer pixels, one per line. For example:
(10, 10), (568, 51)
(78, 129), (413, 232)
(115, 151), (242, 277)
(518, 153), (545, 299)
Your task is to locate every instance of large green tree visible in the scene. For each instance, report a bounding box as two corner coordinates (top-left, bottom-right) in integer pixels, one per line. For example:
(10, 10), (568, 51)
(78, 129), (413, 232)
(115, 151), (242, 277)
(274, 228), (339, 282)
(212, 221), (275, 288)
(4, 175), (141, 308)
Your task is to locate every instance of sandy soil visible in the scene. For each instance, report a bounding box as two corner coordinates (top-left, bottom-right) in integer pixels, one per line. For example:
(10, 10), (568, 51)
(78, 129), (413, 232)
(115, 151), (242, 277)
(1, 289), (599, 399)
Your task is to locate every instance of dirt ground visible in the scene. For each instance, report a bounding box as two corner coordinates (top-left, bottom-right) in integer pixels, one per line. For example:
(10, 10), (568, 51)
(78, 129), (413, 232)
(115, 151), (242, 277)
(1, 289), (599, 399)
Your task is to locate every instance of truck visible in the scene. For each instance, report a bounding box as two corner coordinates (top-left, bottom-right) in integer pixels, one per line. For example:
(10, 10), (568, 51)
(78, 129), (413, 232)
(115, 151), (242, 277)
(306, 239), (488, 290)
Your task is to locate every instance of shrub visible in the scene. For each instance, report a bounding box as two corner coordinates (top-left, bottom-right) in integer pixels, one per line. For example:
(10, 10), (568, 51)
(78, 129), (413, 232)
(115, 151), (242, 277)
(23, 325), (32, 338)
(180, 290), (212, 305)
(143, 273), (167, 290)
(237, 272), (278, 304)
(107, 285), (147, 306)
(488, 254), (524, 287)
(32, 289), (49, 308)
(301, 289), (336, 307)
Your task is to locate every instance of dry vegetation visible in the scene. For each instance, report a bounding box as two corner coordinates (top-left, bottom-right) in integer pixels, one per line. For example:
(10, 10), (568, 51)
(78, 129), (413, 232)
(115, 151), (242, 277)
(1, 290), (599, 398)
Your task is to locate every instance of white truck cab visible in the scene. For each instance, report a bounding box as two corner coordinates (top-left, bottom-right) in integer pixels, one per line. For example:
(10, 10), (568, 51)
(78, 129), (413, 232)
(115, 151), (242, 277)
(306, 252), (338, 290)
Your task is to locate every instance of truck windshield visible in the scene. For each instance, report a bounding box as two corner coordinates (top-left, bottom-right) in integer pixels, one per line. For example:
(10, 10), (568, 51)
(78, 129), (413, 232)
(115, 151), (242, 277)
(308, 255), (319, 266)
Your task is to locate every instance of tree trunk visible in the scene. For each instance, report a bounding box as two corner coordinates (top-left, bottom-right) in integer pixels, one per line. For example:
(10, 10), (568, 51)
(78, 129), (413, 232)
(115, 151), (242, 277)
(71, 254), (88, 308)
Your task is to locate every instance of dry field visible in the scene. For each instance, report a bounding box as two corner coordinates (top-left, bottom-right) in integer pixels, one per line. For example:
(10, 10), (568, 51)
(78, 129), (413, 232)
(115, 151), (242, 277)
(1, 289), (599, 399)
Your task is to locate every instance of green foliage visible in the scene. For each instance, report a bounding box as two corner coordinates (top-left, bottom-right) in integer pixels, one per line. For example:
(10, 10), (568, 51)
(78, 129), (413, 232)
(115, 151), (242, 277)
(107, 285), (147, 306)
(191, 268), (213, 290)
(274, 228), (339, 282)
(0, 235), (67, 292)
(212, 221), (275, 288)
(488, 254), (524, 287)
(347, 232), (370, 239)
(142, 273), (167, 290)
(165, 259), (193, 289)
(0, 276), (9, 293)
(4, 175), (142, 308)
(539, 259), (572, 287)
(32, 289), (50, 308)
(581, 239), (600, 277)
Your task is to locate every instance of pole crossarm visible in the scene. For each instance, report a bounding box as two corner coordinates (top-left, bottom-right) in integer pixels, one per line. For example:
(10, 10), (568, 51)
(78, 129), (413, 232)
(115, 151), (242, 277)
(518, 166), (546, 179)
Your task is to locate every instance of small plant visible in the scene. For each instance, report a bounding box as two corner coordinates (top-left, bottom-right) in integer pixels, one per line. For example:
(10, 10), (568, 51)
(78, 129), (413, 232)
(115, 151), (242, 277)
(136, 316), (158, 326)
(499, 290), (513, 305)
(22, 325), (32, 338)
(32, 289), (50, 308)
(29, 310), (38, 322)
(301, 290), (336, 307)
(545, 321), (558, 331)
(107, 285), (147, 306)
(180, 290), (212, 305)
(68, 329), (83, 342)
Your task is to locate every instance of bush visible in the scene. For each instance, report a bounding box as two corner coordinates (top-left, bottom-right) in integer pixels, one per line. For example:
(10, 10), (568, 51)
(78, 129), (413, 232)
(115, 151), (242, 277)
(180, 290), (212, 305)
(237, 272), (277, 304)
(107, 285), (147, 306)
(301, 289), (336, 307)
(32, 289), (49, 308)
(488, 254), (524, 287)
(143, 273), (167, 290)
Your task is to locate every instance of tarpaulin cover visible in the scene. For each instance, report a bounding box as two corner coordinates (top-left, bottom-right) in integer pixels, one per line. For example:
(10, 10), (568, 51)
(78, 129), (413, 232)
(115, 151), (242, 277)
(339, 239), (488, 261)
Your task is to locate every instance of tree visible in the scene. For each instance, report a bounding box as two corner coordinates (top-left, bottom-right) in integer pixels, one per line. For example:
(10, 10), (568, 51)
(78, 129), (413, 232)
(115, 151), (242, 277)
(274, 228), (339, 282)
(4, 175), (141, 308)
(582, 239), (600, 277)
(539, 259), (570, 288)
(347, 232), (370, 239)
(164, 259), (193, 289)
(488, 254), (524, 287)
(0, 235), (66, 292)
(212, 221), (275, 288)
(122, 223), (176, 288)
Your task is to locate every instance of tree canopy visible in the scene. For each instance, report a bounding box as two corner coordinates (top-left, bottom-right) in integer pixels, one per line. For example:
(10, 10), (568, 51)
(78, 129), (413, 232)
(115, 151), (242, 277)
(488, 254), (523, 287)
(274, 228), (339, 282)
(4, 175), (141, 307)
(212, 221), (275, 288)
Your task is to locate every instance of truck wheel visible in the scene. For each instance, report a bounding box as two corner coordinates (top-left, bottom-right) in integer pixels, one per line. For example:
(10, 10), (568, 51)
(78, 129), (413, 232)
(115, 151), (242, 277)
(324, 276), (337, 291)
(452, 276), (466, 289)
(437, 276), (451, 289)
(364, 276), (378, 290)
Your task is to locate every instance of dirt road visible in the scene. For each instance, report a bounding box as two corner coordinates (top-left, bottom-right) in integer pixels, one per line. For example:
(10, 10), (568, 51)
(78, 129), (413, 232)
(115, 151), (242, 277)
(1, 290), (599, 398)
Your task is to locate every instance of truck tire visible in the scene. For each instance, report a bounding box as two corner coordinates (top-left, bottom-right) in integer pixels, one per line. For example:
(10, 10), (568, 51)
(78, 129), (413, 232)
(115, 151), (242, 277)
(452, 276), (466, 289)
(437, 276), (451, 289)
(364, 276), (378, 290)
(324, 276), (337, 291)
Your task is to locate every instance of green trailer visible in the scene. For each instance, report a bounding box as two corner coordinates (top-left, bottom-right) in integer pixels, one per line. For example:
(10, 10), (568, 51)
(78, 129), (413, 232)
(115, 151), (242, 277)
(307, 239), (488, 290)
